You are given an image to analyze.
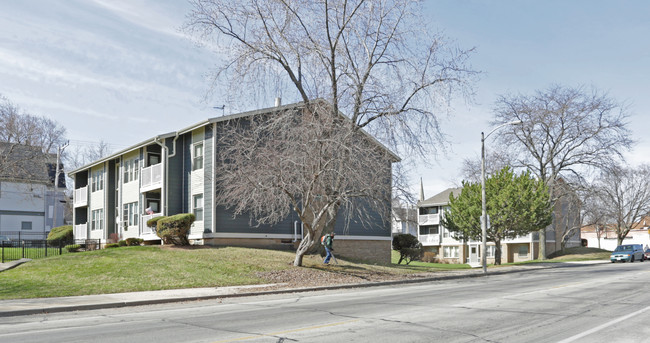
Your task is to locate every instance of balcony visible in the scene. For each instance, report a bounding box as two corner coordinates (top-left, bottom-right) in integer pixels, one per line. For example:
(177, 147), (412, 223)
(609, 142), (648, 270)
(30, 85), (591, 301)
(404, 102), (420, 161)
(74, 223), (87, 240)
(73, 186), (88, 207)
(141, 213), (163, 235)
(418, 214), (439, 226)
(419, 234), (441, 246)
(140, 163), (162, 192)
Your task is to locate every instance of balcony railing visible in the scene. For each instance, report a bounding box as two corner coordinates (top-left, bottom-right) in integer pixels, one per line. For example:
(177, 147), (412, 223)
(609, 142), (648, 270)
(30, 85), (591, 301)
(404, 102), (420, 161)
(74, 223), (88, 240)
(141, 163), (162, 192)
(141, 213), (163, 235)
(418, 214), (439, 226)
(419, 234), (441, 245)
(73, 186), (88, 207)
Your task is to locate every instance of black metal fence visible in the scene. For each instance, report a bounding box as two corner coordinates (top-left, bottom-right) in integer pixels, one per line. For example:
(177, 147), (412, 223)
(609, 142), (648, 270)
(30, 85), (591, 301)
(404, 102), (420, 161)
(0, 230), (50, 241)
(0, 239), (102, 263)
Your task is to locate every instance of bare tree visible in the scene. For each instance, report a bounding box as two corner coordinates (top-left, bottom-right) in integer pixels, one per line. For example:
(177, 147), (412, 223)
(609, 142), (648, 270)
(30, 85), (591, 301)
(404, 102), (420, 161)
(215, 102), (395, 266)
(492, 85), (633, 259)
(185, 0), (477, 160)
(591, 165), (650, 246)
(461, 149), (516, 184)
(185, 0), (476, 262)
(0, 95), (67, 179)
(64, 140), (112, 172)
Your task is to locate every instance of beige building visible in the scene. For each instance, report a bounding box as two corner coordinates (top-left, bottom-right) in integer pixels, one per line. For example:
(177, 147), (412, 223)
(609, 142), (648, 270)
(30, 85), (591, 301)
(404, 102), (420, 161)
(417, 185), (581, 265)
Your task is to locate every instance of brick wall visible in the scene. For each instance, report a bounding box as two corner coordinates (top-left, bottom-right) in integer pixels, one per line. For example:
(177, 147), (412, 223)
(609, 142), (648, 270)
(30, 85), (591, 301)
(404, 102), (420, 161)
(200, 237), (392, 264)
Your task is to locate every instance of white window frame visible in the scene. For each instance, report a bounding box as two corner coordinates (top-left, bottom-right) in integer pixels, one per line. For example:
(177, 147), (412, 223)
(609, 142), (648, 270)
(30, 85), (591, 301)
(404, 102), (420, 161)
(123, 158), (140, 183)
(486, 245), (495, 258)
(443, 246), (459, 258)
(123, 202), (139, 227)
(91, 169), (104, 192)
(91, 209), (104, 231)
(192, 142), (204, 171)
(193, 194), (204, 221)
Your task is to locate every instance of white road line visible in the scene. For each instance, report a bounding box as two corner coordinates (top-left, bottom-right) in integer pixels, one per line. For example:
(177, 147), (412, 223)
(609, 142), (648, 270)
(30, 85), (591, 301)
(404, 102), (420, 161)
(556, 305), (650, 343)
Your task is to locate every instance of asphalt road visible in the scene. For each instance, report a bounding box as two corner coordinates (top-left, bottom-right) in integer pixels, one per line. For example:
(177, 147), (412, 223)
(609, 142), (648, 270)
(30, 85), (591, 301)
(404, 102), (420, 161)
(2, 262), (650, 343)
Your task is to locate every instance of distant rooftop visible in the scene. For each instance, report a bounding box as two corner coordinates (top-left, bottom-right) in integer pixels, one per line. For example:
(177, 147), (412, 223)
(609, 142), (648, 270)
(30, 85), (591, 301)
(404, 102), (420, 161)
(418, 187), (462, 207)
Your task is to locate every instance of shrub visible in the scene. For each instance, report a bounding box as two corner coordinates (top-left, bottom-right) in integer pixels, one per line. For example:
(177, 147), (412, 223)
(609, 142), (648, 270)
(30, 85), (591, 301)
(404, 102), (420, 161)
(422, 251), (437, 263)
(118, 240), (127, 247)
(147, 216), (165, 230)
(392, 233), (422, 265)
(47, 225), (73, 246)
(105, 243), (120, 248)
(125, 238), (143, 246)
(156, 213), (195, 245)
(65, 244), (81, 252)
(108, 233), (120, 244)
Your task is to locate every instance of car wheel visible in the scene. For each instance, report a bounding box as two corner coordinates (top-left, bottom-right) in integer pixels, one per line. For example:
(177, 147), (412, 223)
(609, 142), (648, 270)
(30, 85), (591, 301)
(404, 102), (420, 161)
(631, 256), (635, 263)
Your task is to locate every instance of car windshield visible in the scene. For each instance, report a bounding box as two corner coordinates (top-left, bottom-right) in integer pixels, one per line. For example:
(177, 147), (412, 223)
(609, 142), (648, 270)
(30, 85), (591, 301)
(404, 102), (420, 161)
(615, 246), (633, 252)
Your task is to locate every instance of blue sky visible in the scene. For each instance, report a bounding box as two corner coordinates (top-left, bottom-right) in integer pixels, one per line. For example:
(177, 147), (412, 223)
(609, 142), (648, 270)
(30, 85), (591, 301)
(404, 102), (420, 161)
(1, 1), (648, 198)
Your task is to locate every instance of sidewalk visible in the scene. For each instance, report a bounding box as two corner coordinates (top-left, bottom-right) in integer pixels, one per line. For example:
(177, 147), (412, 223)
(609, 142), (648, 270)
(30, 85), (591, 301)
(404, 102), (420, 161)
(0, 260), (608, 318)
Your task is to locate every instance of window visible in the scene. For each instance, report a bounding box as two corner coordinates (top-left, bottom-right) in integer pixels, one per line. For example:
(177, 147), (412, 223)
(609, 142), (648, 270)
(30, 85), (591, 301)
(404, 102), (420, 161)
(91, 209), (104, 231)
(486, 245), (495, 258)
(193, 194), (204, 221)
(123, 158), (140, 183)
(21, 221), (32, 230)
(419, 225), (439, 235)
(443, 246), (459, 258)
(91, 169), (104, 192)
(192, 143), (204, 171)
(518, 245), (529, 257)
(419, 207), (438, 215)
(123, 202), (139, 226)
(443, 227), (450, 238)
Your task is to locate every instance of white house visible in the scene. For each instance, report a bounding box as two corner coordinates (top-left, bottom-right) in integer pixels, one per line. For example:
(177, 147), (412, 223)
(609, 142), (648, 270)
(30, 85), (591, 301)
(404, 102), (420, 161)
(0, 143), (66, 239)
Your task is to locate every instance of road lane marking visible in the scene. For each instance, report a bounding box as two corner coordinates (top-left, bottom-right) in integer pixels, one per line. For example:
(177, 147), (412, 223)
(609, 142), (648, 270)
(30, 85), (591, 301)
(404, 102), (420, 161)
(211, 319), (360, 342)
(556, 305), (650, 343)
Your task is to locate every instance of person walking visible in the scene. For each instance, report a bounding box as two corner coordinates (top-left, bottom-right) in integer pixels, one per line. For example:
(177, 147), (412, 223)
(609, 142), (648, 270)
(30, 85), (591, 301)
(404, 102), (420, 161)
(323, 232), (336, 264)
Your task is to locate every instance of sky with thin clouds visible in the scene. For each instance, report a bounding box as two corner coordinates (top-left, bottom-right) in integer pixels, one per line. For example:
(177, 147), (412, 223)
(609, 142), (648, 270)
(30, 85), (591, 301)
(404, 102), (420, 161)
(1, 0), (649, 199)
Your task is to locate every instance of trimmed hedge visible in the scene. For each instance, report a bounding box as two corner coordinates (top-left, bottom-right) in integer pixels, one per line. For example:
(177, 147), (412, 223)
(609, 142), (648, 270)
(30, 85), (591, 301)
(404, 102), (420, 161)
(156, 213), (195, 246)
(125, 238), (143, 246)
(147, 216), (165, 229)
(48, 225), (73, 246)
(105, 243), (120, 248)
(392, 233), (422, 265)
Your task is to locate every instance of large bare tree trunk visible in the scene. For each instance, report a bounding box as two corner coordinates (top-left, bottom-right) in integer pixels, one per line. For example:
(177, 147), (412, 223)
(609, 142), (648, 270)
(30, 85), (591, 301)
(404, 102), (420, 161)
(294, 230), (314, 266)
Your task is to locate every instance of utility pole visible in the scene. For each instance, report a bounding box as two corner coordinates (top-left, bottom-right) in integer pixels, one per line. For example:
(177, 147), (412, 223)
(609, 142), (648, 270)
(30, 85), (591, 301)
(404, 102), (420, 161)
(52, 141), (69, 231)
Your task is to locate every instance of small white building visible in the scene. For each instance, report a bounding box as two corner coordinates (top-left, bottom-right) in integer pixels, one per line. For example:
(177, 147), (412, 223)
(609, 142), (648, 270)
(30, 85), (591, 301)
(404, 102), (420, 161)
(581, 219), (650, 251)
(0, 143), (66, 239)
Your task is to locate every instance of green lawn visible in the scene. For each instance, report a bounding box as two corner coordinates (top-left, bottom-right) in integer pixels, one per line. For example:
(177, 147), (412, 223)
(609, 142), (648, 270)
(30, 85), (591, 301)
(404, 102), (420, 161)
(0, 246), (609, 300)
(0, 246), (448, 300)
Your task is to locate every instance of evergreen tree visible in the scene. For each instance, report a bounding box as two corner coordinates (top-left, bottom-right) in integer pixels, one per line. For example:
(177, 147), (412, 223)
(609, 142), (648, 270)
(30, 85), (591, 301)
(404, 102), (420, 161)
(441, 167), (552, 264)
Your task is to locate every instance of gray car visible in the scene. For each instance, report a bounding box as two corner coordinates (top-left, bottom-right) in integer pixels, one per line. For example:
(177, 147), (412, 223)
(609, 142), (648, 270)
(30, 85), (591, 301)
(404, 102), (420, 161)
(610, 244), (645, 263)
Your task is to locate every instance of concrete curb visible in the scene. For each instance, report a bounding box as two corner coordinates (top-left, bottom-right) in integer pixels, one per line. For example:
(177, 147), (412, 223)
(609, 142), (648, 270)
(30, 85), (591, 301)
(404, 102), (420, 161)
(0, 261), (606, 318)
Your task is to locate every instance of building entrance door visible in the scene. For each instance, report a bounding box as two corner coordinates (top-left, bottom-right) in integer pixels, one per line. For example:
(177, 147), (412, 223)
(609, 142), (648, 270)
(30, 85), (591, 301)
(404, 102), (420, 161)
(469, 243), (479, 265)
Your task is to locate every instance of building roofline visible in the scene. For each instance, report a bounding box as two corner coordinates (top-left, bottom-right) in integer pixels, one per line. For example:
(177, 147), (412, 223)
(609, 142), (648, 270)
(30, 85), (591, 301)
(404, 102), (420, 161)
(68, 100), (401, 175)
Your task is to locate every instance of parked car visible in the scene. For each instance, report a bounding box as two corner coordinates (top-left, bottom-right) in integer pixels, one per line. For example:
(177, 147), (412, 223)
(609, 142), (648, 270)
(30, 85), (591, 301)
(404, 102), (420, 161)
(0, 235), (16, 247)
(645, 249), (650, 261)
(610, 244), (645, 263)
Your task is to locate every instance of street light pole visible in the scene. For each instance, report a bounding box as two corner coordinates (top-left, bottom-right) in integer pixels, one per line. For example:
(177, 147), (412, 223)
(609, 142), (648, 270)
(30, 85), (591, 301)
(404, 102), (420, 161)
(481, 120), (522, 274)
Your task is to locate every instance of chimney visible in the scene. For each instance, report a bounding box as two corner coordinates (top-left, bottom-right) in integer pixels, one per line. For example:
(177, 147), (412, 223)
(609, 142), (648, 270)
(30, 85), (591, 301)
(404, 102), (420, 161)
(275, 97), (282, 107)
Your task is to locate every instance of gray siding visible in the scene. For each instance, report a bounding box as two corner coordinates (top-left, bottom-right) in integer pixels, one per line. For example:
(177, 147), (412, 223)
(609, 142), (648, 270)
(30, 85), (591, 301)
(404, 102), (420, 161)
(166, 136), (185, 215)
